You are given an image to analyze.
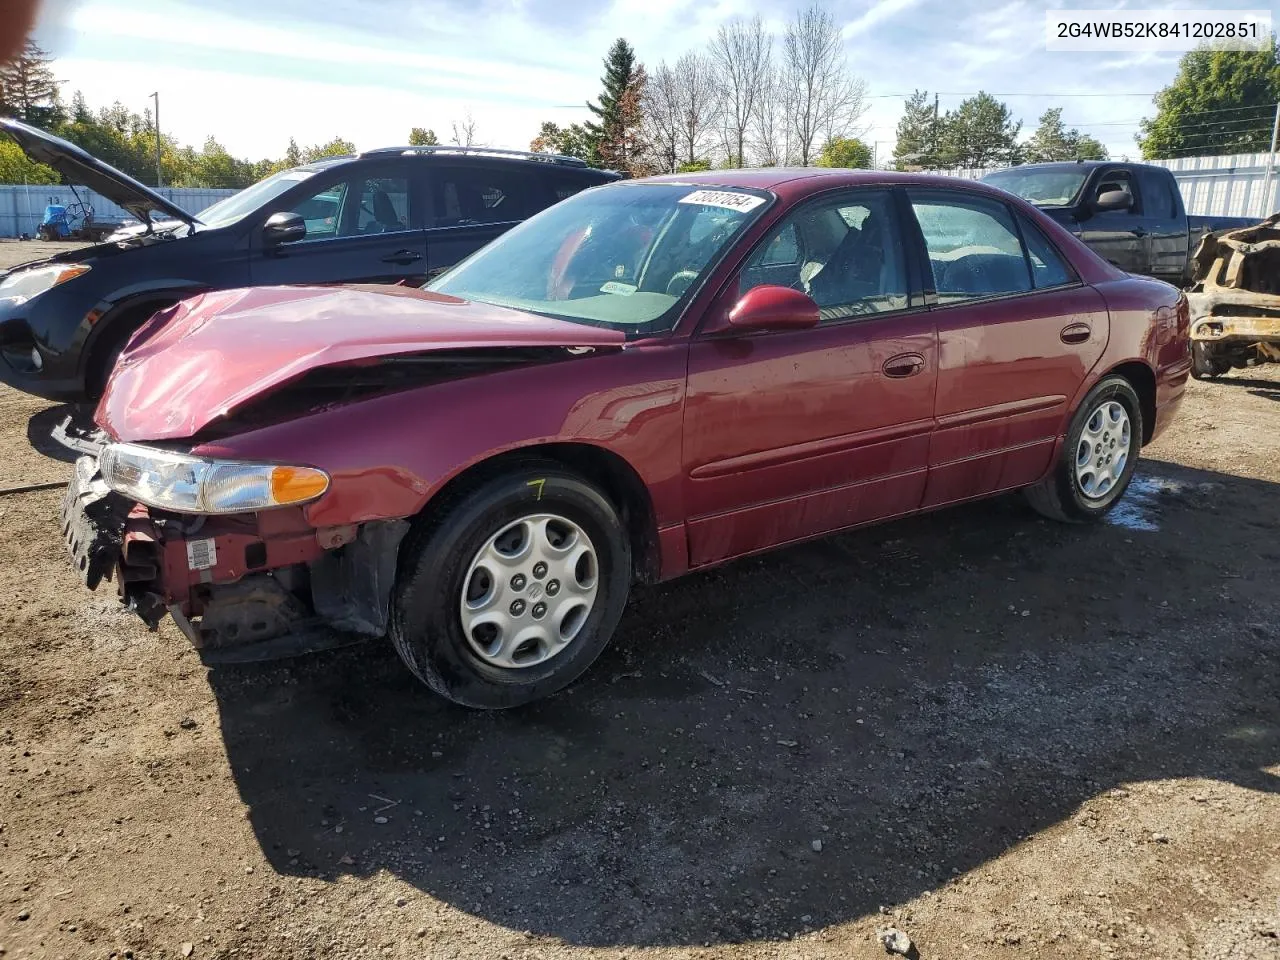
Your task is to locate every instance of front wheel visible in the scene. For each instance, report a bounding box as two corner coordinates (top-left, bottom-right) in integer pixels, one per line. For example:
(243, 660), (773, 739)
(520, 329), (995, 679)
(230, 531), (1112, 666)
(1190, 342), (1229, 380)
(389, 463), (631, 708)
(1025, 375), (1143, 523)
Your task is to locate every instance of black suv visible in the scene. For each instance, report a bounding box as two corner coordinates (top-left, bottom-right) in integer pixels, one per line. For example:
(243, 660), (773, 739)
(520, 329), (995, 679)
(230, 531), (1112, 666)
(0, 119), (618, 402)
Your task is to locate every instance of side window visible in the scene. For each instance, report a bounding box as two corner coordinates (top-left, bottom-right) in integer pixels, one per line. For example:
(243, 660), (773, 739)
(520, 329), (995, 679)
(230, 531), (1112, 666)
(756, 222), (801, 267)
(1093, 171), (1135, 216)
(289, 183), (346, 240)
(1018, 215), (1076, 289)
(908, 191), (1032, 301)
(741, 189), (908, 322)
(433, 168), (526, 227)
(352, 176), (410, 235)
(1136, 167), (1176, 219)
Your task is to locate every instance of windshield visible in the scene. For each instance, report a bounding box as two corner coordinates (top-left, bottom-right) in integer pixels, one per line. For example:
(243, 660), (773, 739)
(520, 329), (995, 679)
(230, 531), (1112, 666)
(982, 168), (1089, 206)
(427, 183), (771, 333)
(196, 169), (316, 228)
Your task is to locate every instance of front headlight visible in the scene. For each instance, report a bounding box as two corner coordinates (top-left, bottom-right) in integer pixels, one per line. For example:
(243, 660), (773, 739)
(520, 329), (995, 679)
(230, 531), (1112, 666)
(99, 443), (330, 515)
(0, 263), (91, 304)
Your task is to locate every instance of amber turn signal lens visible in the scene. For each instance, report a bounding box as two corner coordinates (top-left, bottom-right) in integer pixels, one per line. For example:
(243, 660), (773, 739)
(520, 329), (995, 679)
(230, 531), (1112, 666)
(269, 466), (329, 505)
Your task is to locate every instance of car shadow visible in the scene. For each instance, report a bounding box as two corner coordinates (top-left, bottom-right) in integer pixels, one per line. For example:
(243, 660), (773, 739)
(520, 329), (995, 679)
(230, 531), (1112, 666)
(25, 403), (84, 464)
(205, 460), (1279, 947)
(1210, 374), (1280, 390)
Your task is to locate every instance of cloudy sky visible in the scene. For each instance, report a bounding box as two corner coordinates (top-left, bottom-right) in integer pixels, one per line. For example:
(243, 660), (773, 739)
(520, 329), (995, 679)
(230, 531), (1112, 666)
(30, 0), (1209, 164)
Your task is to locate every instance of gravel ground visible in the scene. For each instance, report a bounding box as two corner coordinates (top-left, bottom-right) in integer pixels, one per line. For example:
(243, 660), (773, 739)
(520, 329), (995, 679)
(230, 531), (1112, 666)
(0, 236), (1276, 958)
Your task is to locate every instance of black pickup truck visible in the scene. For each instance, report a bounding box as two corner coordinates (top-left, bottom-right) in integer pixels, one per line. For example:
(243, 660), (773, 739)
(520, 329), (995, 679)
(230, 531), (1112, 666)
(981, 161), (1257, 286)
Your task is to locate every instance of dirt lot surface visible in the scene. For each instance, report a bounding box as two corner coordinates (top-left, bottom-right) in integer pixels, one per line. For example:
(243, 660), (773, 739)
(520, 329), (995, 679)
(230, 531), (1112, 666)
(0, 234), (1276, 959)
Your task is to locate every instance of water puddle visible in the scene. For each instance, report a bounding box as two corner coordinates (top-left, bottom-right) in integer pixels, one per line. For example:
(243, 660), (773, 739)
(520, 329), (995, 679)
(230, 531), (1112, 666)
(1105, 474), (1217, 532)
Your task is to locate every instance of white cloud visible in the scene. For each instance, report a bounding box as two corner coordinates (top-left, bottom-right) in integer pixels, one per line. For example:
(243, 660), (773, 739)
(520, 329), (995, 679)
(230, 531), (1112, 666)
(842, 0), (924, 38)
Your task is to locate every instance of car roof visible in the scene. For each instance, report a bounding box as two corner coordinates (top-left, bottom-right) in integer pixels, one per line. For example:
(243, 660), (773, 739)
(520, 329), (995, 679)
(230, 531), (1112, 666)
(292, 147), (617, 177)
(984, 161), (1120, 174)
(636, 167), (1021, 201)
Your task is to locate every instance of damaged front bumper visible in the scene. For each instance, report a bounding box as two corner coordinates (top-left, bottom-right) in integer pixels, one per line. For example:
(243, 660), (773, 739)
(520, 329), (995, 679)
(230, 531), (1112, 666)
(59, 454), (409, 659)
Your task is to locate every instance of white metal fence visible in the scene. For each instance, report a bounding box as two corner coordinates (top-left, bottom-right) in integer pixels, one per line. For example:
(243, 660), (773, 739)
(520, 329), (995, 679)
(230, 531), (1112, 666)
(0, 184), (235, 238)
(938, 152), (1280, 220)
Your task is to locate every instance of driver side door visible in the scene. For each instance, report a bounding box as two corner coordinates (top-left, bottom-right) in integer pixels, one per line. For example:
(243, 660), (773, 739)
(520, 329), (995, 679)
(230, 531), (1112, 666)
(682, 188), (938, 567)
(1078, 168), (1148, 274)
(250, 165), (428, 286)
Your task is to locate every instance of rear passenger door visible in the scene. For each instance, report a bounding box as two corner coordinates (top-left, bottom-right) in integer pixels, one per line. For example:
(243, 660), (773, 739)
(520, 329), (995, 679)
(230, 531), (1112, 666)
(251, 164), (428, 285)
(905, 189), (1110, 507)
(423, 164), (529, 280)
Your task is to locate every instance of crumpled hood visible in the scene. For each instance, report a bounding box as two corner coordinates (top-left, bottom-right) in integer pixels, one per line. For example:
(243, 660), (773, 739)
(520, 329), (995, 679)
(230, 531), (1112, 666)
(96, 284), (625, 441)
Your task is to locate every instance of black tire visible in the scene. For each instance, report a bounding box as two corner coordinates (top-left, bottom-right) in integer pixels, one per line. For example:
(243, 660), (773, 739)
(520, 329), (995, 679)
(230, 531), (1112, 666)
(1025, 375), (1144, 524)
(1190, 342), (1228, 380)
(389, 462), (631, 708)
(86, 302), (175, 398)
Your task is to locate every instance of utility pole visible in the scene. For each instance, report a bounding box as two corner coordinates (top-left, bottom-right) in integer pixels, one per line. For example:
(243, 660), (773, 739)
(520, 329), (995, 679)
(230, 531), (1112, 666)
(931, 93), (940, 168)
(150, 91), (162, 188)
(1265, 102), (1280, 218)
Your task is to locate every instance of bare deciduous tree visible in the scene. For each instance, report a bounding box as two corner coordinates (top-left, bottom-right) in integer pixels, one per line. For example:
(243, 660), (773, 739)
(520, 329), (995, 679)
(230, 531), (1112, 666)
(751, 68), (791, 167)
(644, 61), (681, 174)
(708, 16), (771, 167)
(782, 4), (867, 165)
(674, 51), (719, 168)
(450, 110), (478, 147)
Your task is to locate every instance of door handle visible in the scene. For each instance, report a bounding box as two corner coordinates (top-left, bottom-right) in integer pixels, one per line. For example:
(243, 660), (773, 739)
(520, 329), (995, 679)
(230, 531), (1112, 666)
(1060, 322), (1092, 344)
(382, 249), (424, 265)
(1132, 227), (1148, 237)
(882, 353), (926, 378)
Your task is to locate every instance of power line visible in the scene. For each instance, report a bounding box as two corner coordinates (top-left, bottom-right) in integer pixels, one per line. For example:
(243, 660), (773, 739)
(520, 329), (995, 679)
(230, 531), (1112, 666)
(865, 91), (1159, 99)
(1064, 105), (1277, 128)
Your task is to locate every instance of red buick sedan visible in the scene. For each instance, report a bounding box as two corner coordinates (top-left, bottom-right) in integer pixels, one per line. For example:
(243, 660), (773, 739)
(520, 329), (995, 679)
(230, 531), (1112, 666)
(63, 169), (1190, 707)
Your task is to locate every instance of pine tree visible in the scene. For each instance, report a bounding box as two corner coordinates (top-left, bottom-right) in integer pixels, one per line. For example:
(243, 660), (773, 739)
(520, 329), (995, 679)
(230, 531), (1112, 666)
(937, 92), (1021, 168)
(0, 40), (60, 127)
(585, 38), (639, 166)
(1025, 107), (1109, 162)
(892, 90), (938, 169)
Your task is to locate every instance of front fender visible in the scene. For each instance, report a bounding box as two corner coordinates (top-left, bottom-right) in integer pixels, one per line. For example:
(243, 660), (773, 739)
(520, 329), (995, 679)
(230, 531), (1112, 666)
(188, 343), (691, 533)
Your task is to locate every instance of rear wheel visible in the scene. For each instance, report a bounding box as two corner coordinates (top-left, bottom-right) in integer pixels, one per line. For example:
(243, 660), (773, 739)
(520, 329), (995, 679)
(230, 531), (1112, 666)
(1025, 375), (1143, 523)
(389, 463), (631, 708)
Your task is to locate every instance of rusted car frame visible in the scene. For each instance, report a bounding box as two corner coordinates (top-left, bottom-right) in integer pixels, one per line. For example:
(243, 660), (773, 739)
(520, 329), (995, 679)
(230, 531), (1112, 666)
(1187, 213), (1280, 378)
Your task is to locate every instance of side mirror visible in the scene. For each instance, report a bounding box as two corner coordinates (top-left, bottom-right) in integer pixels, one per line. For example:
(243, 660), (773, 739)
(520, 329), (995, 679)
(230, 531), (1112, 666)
(1094, 189), (1132, 213)
(262, 211), (306, 245)
(727, 285), (819, 333)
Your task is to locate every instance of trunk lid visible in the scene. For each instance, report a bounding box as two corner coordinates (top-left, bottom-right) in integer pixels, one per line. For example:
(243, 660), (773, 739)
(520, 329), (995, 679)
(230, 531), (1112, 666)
(96, 284), (626, 441)
(1, 118), (199, 227)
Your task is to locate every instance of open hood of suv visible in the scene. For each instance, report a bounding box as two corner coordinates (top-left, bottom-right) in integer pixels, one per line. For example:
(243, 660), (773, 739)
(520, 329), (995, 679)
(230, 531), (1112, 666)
(1, 118), (198, 227)
(96, 284), (626, 441)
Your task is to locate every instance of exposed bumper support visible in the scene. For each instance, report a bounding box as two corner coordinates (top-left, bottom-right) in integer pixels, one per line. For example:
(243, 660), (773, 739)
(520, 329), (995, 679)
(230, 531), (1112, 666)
(60, 455), (414, 660)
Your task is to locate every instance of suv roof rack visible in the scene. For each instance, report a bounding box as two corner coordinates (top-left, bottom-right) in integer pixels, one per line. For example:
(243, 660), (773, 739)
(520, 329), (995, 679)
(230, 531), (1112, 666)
(359, 145), (590, 168)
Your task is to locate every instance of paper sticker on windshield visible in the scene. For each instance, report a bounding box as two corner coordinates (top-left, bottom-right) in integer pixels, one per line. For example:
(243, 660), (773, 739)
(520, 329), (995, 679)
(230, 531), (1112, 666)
(678, 190), (765, 213)
(600, 281), (637, 296)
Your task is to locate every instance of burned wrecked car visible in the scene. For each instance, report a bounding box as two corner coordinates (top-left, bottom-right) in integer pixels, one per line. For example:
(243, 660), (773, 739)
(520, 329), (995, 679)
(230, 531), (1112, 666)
(63, 171), (1190, 708)
(1186, 213), (1280, 379)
